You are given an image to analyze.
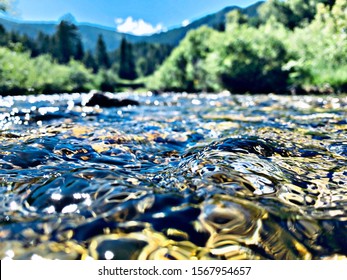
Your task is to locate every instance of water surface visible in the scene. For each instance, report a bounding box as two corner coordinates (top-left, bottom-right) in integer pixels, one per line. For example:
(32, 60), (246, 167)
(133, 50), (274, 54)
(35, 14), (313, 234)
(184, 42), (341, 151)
(0, 92), (346, 260)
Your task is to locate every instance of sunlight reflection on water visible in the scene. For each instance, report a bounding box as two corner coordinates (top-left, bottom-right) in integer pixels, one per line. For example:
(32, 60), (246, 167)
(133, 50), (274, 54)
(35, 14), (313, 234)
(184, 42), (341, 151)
(0, 92), (346, 260)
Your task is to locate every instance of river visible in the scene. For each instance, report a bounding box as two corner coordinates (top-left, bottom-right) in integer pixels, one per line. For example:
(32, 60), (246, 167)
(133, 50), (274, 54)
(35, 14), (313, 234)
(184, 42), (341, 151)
(0, 92), (346, 260)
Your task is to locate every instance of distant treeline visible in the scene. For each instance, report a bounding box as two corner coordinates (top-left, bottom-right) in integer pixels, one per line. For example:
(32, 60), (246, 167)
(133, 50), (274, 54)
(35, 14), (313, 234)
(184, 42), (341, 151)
(149, 0), (347, 94)
(0, 19), (173, 94)
(0, 20), (173, 77)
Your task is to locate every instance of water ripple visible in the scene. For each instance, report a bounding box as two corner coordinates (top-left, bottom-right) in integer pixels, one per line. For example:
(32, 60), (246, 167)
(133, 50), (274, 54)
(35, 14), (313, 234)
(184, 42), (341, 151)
(0, 93), (346, 259)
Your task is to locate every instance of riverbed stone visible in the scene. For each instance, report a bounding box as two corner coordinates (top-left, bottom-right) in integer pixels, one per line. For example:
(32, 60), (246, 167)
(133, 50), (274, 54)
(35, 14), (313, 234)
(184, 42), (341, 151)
(86, 92), (140, 107)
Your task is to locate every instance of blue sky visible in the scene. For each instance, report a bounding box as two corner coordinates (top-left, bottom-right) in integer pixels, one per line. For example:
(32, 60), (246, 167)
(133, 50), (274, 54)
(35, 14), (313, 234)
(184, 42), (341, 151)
(13, 0), (259, 35)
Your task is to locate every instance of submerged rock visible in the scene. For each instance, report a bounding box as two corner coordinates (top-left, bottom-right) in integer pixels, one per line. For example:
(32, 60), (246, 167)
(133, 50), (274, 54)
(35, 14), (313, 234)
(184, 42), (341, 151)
(86, 93), (140, 108)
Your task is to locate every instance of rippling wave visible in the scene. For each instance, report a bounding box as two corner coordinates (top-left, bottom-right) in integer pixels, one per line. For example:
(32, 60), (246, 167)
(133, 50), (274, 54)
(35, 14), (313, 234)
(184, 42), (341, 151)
(0, 92), (346, 260)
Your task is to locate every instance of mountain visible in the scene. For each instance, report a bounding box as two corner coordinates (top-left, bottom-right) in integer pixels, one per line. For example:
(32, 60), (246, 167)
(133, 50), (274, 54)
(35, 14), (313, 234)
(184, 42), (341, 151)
(140, 2), (263, 46)
(0, 16), (140, 51)
(59, 13), (77, 24)
(0, 1), (263, 51)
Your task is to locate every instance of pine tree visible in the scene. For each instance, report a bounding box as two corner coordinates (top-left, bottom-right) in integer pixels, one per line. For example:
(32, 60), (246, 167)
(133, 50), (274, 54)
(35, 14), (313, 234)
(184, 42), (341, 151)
(118, 37), (137, 80)
(95, 34), (110, 69)
(132, 42), (173, 77)
(19, 34), (38, 56)
(36, 32), (51, 54)
(74, 39), (84, 61)
(54, 20), (80, 63)
(0, 24), (7, 46)
(83, 50), (97, 73)
(8, 31), (20, 44)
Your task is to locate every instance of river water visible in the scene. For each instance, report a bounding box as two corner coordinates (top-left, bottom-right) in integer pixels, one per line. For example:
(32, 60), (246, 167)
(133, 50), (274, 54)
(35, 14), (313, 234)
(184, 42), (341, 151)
(0, 92), (346, 260)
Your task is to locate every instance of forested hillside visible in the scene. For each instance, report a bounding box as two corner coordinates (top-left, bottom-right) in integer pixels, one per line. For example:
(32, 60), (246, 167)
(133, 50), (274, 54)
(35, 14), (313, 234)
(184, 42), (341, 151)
(149, 0), (347, 94)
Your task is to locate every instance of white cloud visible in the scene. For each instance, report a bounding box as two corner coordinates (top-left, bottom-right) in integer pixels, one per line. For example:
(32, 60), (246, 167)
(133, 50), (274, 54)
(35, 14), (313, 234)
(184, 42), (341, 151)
(115, 18), (124, 25)
(115, 17), (164, 36)
(182, 19), (190, 27)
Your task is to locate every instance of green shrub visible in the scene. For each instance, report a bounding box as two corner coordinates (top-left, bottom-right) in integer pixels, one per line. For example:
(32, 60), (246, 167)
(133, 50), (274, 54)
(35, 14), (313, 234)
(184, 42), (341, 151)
(0, 47), (94, 95)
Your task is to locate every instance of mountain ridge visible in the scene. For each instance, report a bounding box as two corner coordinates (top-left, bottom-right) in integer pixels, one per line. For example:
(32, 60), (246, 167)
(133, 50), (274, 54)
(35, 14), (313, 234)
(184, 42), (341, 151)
(0, 1), (264, 51)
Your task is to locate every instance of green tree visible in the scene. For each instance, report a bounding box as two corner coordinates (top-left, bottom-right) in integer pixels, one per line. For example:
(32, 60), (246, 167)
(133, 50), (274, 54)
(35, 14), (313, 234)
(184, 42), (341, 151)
(35, 32), (52, 55)
(258, 0), (298, 29)
(132, 42), (173, 77)
(151, 22), (291, 93)
(6, 31), (36, 54)
(20, 34), (39, 57)
(74, 39), (84, 61)
(259, 0), (337, 29)
(95, 34), (110, 69)
(118, 37), (137, 80)
(287, 0), (347, 91)
(0, 24), (7, 46)
(226, 10), (249, 31)
(54, 20), (81, 64)
(0, 47), (94, 95)
(150, 27), (222, 92)
(83, 50), (97, 73)
(218, 28), (290, 93)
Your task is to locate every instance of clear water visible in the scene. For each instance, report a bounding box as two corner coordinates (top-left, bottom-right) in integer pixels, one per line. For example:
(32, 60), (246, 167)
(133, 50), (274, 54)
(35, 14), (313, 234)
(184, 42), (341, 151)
(0, 92), (346, 260)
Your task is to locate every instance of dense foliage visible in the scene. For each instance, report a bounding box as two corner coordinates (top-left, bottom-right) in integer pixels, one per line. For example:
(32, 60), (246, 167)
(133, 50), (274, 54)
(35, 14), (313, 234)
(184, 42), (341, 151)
(150, 0), (347, 93)
(0, 0), (346, 94)
(0, 47), (94, 94)
(0, 17), (171, 94)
